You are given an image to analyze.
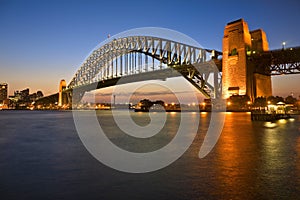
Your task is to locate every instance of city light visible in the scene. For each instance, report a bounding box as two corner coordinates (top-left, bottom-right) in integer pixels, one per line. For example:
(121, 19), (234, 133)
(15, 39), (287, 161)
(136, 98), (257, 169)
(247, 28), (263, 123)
(282, 41), (286, 49)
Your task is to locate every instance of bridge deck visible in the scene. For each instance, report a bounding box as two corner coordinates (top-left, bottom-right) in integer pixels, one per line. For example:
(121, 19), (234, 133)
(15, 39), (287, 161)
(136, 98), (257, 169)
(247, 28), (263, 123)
(248, 46), (300, 75)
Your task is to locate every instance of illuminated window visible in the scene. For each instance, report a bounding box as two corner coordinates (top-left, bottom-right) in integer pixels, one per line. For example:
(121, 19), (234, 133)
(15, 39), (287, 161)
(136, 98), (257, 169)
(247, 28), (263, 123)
(229, 48), (238, 56)
(228, 87), (239, 96)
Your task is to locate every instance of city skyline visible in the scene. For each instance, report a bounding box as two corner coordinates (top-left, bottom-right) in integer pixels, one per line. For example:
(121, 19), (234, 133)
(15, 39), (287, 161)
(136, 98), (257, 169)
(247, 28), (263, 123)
(1, 0), (300, 97)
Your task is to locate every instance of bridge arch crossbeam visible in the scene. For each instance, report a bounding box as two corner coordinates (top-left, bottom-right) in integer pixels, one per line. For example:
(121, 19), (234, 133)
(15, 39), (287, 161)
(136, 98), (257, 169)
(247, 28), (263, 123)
(174, 61), (222, 98)
(69, 36), (208, 88)
(69, 36), (222, 99)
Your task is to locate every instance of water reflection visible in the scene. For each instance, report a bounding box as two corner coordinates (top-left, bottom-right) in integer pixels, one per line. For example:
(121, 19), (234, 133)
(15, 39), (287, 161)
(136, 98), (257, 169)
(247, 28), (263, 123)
(195, 113), (300, 198)
(278, 119), (287, 124)
(0, 111), (299, 199)
(296, 137), (300, 180)
(259, 115), (300, 198)
(264, 121), (277, 128)
(289, 118), (295, 122)
(169, 112), (177, 116)
(212, 113), (259, 198)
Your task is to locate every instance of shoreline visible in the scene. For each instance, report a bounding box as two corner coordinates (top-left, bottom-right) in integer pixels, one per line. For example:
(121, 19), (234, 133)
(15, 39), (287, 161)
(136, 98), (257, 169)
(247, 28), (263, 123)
(1, 108), (299, 115)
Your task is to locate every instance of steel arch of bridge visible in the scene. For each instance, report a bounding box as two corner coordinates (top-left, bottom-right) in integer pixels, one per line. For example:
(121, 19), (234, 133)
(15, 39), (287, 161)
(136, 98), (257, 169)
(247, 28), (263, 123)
(69, 36), (222, 98)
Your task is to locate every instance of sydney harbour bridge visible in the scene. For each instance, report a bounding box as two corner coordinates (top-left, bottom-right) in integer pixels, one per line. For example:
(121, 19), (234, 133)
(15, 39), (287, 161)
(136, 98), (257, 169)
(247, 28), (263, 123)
(36, 19), (300, 107)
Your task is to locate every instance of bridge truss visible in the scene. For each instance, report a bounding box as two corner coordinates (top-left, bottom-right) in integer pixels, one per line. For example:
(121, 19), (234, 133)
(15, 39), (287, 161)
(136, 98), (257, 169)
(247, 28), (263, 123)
(69, 36), (222, 98)
(249, 46), (300, 75)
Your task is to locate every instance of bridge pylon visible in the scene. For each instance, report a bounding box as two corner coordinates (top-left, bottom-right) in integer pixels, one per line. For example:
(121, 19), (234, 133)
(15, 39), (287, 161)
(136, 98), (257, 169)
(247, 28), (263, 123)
(222, 19), (272, 101)
(58, 79), (68, 107)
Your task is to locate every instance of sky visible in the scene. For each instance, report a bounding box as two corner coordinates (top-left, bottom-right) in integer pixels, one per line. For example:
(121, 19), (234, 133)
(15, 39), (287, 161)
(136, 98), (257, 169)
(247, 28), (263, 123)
(0, 0), (300, 101)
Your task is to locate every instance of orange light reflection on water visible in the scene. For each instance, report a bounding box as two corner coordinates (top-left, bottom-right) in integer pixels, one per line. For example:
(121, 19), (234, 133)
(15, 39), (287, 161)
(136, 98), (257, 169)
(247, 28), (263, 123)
(296, 137), (300, 177)
(214, 113), (258, 192)
(169, 112), (177, 115)
(264, 121), (277, 128)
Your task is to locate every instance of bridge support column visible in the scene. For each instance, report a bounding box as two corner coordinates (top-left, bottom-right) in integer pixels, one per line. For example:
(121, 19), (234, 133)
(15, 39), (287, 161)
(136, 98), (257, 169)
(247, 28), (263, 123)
(222, 19), (272, 101)
(58, 79), (67, 107)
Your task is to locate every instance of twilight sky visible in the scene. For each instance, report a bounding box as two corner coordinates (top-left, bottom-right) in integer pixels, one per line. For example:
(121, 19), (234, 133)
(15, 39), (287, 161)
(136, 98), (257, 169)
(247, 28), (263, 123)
(0, 0), (299, 100)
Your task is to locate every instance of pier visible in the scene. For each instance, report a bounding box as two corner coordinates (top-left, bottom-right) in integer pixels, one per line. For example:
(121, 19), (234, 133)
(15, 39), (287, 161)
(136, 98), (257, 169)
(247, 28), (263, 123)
(251, 101), (294, 121)
(251, 112), (292, 121)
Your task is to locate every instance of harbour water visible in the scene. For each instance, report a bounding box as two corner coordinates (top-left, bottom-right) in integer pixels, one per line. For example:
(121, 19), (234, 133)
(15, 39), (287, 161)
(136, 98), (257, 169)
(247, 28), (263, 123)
(0, 111), (299, 199)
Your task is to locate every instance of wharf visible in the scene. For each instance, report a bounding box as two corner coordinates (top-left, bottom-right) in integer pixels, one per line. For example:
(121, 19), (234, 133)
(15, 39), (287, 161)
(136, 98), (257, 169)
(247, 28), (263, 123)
(251, 112), (292, 121)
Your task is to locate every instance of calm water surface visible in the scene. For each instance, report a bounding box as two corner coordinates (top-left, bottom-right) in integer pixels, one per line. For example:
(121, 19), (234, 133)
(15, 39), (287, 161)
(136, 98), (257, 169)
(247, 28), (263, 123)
(0, 110), (299, 200)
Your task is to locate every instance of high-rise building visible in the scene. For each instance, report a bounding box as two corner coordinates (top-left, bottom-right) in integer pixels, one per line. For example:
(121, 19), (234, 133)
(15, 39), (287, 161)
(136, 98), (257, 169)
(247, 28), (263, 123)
(0, 83), (8, 103)
(13, 88), (30, 102)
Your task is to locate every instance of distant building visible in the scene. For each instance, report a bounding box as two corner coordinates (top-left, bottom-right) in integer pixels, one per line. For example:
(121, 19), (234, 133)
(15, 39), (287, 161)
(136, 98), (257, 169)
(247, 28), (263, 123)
(28, 91), (44, 102)
(9, 87), (45, 107)
(36, 91), (43, 99)
(0, 83), (8, 103)
(29, 93), (37, 102)
(13, 88), (30, 102)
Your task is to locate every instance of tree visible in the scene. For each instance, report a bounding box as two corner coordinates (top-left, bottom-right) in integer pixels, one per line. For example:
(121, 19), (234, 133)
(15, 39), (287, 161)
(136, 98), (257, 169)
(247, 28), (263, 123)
(254, 97), (266, 107)
(285, 95), (297, 104)
(229, 95), (250, 106)
(139, 99), (153, 110)
(267, 96), (284, 104)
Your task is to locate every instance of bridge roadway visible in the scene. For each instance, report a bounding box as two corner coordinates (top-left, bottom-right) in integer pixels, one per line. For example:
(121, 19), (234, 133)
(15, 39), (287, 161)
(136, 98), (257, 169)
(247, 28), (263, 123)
(67, 36), (223, 102)
(249, 46), (300, 75)
(36, 59), (221, 106)
(69, 60), (221, 103)
(36, 42), (300, 106)
(69, 45), (300, 104)
(70, 45), (300, 94)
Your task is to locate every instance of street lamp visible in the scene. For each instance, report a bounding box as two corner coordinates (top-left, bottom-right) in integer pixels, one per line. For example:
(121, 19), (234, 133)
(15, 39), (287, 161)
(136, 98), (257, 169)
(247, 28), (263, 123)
(282, 42), (286, 50)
